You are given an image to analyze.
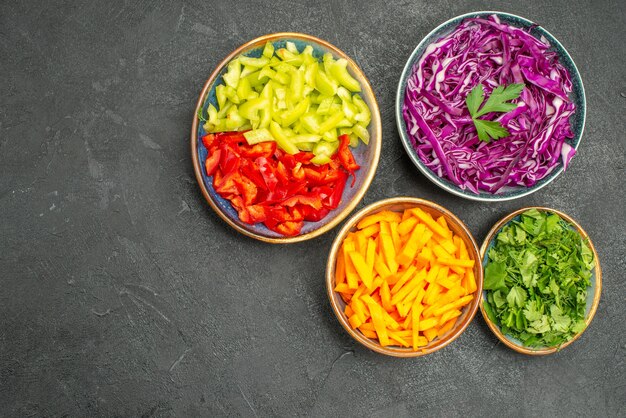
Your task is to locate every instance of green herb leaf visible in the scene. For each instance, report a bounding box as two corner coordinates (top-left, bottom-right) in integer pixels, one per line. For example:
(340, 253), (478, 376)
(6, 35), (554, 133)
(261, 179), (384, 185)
(474, 83), (525, 118)
(484, 261), (507, 290)
(466, 83), (524, 143)
(465, 83), (485, 117)
(473, 119), (511, 143)
(506, 286), (527, 308)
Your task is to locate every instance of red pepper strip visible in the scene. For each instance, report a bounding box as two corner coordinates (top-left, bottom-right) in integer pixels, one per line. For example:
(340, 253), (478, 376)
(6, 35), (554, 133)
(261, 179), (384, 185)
(279, 153), (297, 169)
(232, 173), (258, 206)
(218, 131), (247, 145)
(205, 148), (222, 176)
(239, 141), (276, 159)
(293, 152), (314, 164)
(214, 171), (239, 198)
(303, 166), (323, 182)
(239, 159), (268, 191)
(256, 157), (279, 192)
(291, 164), (305, 181)
(282, 194), (323, 210)
(298, 205), (331, 222)
(275, 161), (291, 184)
(220, 144), (240, 174)
(271, 221), (303, 237)
(337, 134), (360, 186)
(246, 204), (267, 223)
(230, 196), (252, 224)
(202, 134), (216, 149)
(326, 170), (348, 209)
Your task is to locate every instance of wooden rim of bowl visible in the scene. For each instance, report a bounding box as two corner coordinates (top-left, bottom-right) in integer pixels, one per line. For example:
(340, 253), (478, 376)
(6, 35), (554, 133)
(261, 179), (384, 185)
(479, 206), (602, 355)
(326, 197), (484, 357)
(190, 32), (382, 244)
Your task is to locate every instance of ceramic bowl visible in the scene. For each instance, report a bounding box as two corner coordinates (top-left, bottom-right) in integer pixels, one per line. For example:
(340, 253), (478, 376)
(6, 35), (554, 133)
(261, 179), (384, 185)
(479, 207), (602, 355)
(395, 11), (586, 202)
(326, 197), (483, 357)
(191, 33), (382, 243)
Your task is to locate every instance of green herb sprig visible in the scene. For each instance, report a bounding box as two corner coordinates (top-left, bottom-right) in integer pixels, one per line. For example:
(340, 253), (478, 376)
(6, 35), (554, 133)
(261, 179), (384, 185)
(465, 83), (524, 143)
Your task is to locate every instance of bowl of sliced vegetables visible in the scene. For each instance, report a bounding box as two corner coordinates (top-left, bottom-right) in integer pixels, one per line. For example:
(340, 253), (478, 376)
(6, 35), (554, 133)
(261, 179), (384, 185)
(326, 197), (483, 357)
(480, 207), (601, 355)
(191, 33), (381, 243)
(396, 12), (586, 201)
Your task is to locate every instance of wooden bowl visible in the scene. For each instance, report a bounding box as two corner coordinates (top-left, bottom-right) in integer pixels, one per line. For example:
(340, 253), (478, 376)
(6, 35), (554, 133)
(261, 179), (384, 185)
(191, 33), (382, 243)
(326, 197), (483, 357)
(479, 207), (602, 355)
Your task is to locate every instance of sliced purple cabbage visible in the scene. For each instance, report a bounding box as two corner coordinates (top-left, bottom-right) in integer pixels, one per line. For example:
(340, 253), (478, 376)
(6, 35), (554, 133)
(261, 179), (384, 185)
(403, 15), (576, 194)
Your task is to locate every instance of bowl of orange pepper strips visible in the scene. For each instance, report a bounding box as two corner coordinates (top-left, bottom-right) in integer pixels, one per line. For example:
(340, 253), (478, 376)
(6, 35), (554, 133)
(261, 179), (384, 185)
(326, 197), (483, 356)
(191, 33), (381, 243)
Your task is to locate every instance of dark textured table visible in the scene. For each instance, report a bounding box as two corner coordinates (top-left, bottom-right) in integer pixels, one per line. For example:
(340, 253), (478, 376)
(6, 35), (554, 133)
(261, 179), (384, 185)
(2, 0), (625, 416)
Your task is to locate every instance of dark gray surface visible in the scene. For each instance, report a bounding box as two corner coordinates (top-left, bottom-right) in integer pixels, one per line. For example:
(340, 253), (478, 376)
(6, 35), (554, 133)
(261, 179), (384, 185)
(1, 0), (625, 416)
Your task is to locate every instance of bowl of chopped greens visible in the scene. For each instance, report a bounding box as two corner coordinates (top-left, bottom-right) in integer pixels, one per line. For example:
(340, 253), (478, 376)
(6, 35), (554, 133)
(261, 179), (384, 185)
(191, 33), (381, 243)
(396, 12), (586, 201)
(480, 207), (601, 355)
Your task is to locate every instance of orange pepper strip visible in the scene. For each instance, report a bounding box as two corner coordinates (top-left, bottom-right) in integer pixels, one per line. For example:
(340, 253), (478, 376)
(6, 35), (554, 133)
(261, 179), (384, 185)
(437, 318), (457, 338)
(424, 327), (438, 342)
(365, 300), (389, 346)
(440, 309), (462, 325)
(411, 208), (450, 238)
(412, 302), (424, 350)
(379, 233), (399, 274)
(343, 241), (359, 289)
(390, 265), (417, 294)
(335, 250), (346, 285)
(388, 331), (410, 347)
(391, 269), (427, 305)
(396, 223), (427, 266)
(357, 211), (401, 229)
(467, 270), (477, 293)
(437, 258), (475, 268)
(418, 317), (438, 331)
(380, 281), (393, 312)
(374, 253), (392, 279)
(359, 223), (380, 238)
(397, 217), (418, 236)
(365, 238), (376, 271)
(433, 294), (474, 317)
(348, 251), (373, 289)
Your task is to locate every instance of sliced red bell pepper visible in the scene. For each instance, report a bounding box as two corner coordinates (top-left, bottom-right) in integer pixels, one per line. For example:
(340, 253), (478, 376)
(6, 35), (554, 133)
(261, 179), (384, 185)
(205, 148), (222, 176)
(230, 196), (252, 224)
(275, 161), (291, 184)
(232, 174), (258, 206)
(214, 171), (240, 198)
(203, 131), (361, 237)
(202, 133), (216, 149)
(246, 204), (267, 223)
(337, 134), (360, 174)
(239, 141), (276, 159)
(271, 221), (303, 237)
(239, 159), (268, 191)
(256, 157), (279, 192)
(282, 194), (323, 210)
(292, 164), (305, 181)
(220, 144), (240, 174)
(326, 170), (348, 209)
(298, 204), (331, 222)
